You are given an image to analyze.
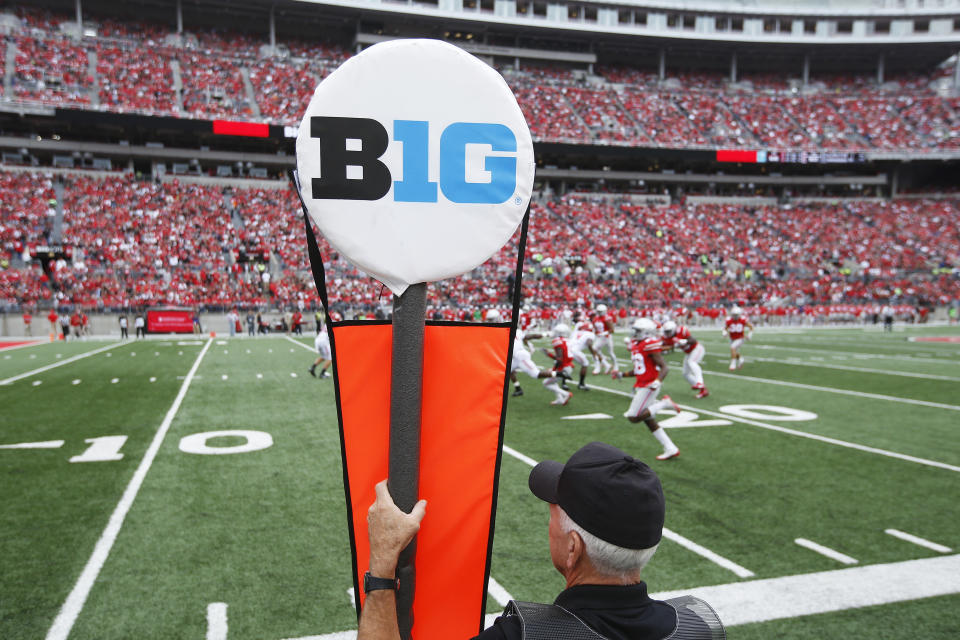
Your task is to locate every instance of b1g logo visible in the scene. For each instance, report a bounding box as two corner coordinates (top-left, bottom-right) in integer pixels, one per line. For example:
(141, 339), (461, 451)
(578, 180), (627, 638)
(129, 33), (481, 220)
(296, 39), (534, 295)
(309, 117), (517, 205)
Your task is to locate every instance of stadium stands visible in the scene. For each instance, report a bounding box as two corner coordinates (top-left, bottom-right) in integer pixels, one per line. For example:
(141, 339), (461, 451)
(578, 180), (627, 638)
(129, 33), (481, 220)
(2, 7), (958, 152)
(1, 170), (957, 314)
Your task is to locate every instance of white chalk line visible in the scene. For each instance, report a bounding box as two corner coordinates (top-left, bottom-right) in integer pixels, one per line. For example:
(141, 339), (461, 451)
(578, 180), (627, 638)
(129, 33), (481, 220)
(1, 341), (129, 385)
(735, 342), (960, 366)
(290, 555), (960, 638)
(284, 334), (316, 353)
(794, 538), (858, 565)
(700, 369), (960, 412)
(45, 338), (213, 640)
(652, 553), (960, 627)
(584, 382), (960, 474)
(486, 576), (514, 607)
(206, 602), (228, 640)
(503, 441), (753, 578)
(0, 440), (65, 449)
(745, 356), (960, 382)
(885, 529), (953, 553)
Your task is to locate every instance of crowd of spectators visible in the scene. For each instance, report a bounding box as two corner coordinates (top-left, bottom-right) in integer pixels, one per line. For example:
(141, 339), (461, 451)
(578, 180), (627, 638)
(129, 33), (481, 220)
(1, 171), (957, 316)
(4, 6), (960, 151)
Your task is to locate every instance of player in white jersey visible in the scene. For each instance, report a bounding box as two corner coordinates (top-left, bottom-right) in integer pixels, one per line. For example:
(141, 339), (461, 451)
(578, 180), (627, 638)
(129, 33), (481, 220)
(569, 320), (605, 390)
(309, 318), (332, 379)
(590, 304), (616, 374)
(497, 311), (571, 405)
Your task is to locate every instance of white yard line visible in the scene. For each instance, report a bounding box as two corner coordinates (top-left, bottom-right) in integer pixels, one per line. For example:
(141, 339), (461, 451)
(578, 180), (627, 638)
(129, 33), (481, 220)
(486, 576), (514, 607)
(284, 335), (316, 353)
(294, 554), (960, 638)
(206, 603), (228, 640)
(741, 342), (960, 366)
(504, 441), (753, 578)
(794, 538), (858, 564)
(585, 382), (960, 474)
(885, 529), (952, 553)
(652, 553), (960, 627)
(1, 341), (129, 385)
(0, 440), (64, 449)
(661, 529), (755, 578)
(746, 356), (960, 382)
(700, 370), (960, 412)
(45, 339), (213, 640)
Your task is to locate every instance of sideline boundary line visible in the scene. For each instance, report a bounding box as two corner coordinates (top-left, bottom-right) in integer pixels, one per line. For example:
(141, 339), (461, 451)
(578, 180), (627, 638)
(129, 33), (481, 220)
(746, 356), (960, 382)
(45, 339), (213, 640)
(0, 339), (45, 352)
(701, 369), (960, 412)
(1, 341), (129, 385)
(503, 443), (753, 578)
(585, 381), (960, 474)
(284, 334), (317, 353)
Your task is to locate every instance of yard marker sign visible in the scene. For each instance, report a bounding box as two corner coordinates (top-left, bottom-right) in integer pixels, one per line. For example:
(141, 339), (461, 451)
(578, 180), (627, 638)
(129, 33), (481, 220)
(294, 39), (534, 639)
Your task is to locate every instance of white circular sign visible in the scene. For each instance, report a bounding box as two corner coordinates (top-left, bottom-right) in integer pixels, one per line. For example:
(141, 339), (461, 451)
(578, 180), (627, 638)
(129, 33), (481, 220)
(178, 430), (274, 455)
(718, 405), (818, 422)
(296, 39), (535, 295)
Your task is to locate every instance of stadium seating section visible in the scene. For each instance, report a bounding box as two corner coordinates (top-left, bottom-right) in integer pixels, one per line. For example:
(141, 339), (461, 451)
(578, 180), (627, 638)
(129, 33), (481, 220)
(2, 6), (959, 151)
(1, 171), (957, 314)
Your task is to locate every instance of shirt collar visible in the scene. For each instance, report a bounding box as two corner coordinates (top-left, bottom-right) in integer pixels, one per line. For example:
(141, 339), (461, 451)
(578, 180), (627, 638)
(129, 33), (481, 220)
(554, 582), (652, 611)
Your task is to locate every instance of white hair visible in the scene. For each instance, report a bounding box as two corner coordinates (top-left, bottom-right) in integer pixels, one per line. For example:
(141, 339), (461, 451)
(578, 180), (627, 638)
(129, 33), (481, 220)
(557, 508), (659, 581)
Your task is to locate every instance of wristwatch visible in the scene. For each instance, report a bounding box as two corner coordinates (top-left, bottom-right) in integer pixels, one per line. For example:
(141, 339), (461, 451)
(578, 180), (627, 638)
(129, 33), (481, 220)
(364, 571), (399, 593)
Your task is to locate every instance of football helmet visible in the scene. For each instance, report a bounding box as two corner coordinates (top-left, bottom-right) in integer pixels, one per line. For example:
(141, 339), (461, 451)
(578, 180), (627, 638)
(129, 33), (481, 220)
(596, 304), (608, 314)
(631, 318), (658, 339)
(730, 306), (743, 317)
(486, 308), (501, 322)
(553, 323), (571, 338)
(661, 320), (677, 338)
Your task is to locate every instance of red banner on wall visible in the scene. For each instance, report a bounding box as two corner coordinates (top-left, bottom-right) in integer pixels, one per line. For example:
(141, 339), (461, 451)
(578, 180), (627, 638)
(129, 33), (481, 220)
(146, 309), (193, 333)
(334, 321), (511, 638)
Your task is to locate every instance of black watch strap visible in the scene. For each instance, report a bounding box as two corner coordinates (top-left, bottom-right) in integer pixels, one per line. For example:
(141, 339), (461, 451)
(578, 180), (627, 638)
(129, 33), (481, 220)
(364, 571), (399, 593)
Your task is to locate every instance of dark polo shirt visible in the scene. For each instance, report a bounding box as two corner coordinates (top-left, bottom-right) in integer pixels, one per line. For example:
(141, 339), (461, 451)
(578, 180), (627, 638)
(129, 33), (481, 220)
(473, 582), (677, 640)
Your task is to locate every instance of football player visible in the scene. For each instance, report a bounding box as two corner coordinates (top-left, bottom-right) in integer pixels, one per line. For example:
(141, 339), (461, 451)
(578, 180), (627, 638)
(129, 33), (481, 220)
(569, 319), (604, 390)
(722, 306), (754, 370)
(590, 304), (616, 374)
(543, 323), (576, 402)
(612, 318), (681, 461)
(661, 320), (709, 398)
(308, 317), (332, 379)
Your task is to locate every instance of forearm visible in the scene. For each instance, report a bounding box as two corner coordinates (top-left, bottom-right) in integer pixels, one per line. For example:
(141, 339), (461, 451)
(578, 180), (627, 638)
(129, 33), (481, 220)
(357, 590), (401, 640)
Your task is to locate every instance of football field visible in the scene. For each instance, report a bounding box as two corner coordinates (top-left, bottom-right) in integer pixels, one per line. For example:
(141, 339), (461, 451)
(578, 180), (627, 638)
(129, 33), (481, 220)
(1, 324), (959, 639)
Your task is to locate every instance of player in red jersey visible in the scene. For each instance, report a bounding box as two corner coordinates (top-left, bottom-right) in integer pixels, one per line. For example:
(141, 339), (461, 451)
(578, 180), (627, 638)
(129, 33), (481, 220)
(543, 323), (575, 403)
(612, 318), (681, 461)
(661, 320), (709, 398)
(722, 306), (754, 370)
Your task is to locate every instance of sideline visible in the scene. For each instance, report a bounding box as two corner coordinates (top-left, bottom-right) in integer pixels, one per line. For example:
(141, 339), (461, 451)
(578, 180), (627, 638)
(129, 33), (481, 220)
(0, 339), (45, 352)
(744, 356), (960, 382)
(652, 554), (960, 627)
(0, 341), (130, 385)
(586, 381), (960, 474)
(45, 339), (213, 640)
(284, 334), (316, 353)
(699, 369), (960, 413)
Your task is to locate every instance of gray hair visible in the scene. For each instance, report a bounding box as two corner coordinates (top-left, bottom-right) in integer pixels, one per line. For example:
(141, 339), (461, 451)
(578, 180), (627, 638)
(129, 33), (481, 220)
(557, 508), (659, 581)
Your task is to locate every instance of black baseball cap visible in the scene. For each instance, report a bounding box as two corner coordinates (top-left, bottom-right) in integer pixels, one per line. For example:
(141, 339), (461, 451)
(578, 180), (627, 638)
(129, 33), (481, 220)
(528, 442), (665, 550)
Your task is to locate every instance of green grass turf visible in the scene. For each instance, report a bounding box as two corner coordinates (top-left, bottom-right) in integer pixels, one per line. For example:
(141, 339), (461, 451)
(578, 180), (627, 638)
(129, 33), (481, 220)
(1, 326), (958, 639)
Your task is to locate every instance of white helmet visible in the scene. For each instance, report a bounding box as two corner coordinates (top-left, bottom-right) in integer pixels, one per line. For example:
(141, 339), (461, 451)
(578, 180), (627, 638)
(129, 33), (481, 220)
(731, 306), (743, 317)
(486, 308), (501, 322)
(553, 323), (571, 338)
(661, 320), (677, 337)
(631, 318), (658, 339)
(596, 304), (608, 314)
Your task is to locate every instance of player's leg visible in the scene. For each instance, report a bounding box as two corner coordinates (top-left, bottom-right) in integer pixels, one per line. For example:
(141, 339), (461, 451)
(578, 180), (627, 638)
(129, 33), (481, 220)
(625, 386), (679, 460)
(543, 376), (571, 405)
(571, 348), (591, 389)
(685, 344), (708, 397)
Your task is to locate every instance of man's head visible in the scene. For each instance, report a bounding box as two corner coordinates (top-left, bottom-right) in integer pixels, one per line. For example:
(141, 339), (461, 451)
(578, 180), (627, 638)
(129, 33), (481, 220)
(529, 442), (665, 583)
